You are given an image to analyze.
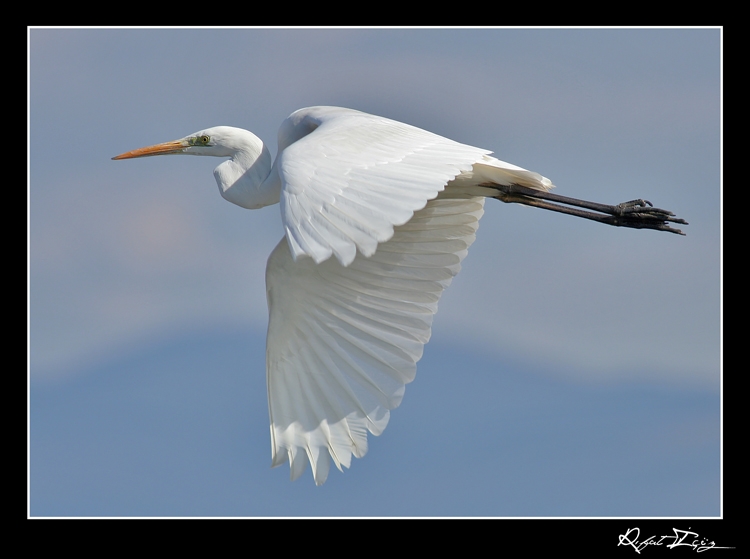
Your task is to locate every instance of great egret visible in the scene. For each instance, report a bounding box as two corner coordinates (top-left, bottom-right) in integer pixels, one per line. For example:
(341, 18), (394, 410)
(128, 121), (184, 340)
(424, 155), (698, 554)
(113, 106), (687, 485)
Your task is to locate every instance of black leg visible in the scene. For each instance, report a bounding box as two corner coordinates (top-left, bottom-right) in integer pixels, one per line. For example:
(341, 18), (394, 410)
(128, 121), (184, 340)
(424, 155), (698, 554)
(486, 183), (688, 235)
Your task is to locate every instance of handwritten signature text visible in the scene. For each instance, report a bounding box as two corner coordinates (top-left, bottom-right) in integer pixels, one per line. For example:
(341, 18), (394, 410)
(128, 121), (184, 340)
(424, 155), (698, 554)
(618, 527), (734, 553)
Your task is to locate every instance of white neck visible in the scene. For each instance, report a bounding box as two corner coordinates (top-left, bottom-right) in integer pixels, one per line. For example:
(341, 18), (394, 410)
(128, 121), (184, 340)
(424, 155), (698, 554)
(212, 131), (279, 210)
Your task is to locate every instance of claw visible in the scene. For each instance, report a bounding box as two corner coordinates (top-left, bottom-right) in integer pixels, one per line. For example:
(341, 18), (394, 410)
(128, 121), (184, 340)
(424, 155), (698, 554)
(618, 199), (653, 209)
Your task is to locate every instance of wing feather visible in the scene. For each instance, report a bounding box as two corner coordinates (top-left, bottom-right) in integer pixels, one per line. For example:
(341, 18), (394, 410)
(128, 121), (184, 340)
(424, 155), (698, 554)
(265, 196), (485, 484)
(276, 107), (491, 265)
(261, 107), (556, 484)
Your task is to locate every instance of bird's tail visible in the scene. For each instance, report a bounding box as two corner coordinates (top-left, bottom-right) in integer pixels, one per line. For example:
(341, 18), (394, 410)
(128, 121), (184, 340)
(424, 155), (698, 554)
(442, 154), (554, 200)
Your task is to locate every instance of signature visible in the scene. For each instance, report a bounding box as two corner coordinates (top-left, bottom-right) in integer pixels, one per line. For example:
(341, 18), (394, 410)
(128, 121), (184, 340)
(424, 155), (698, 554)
(618, 527), (734, 553)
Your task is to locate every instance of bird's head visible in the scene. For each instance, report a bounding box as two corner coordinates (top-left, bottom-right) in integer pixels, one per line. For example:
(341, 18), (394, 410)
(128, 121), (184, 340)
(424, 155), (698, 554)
(112, 126), (277, 210)
(112, 126), (257, 160)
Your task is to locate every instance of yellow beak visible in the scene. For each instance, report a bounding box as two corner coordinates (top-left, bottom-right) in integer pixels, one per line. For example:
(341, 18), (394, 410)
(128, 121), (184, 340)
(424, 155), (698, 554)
(112, 140), (188, 160)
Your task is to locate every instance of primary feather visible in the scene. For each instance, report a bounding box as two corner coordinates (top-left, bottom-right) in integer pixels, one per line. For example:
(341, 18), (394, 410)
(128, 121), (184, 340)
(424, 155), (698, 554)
(266, 196), (486, 484)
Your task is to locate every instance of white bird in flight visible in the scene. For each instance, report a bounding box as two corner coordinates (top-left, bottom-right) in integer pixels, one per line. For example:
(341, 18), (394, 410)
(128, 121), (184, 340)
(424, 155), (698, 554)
(113, 106), (686, 485)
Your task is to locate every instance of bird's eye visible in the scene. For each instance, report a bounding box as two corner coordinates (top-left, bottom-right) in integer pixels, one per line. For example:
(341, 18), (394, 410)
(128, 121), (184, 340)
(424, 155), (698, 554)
(199, 135), (210, 145)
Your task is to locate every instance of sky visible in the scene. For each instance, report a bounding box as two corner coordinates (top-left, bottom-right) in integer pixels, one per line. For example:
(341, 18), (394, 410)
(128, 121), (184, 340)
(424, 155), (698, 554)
(29, 28), (721, 517)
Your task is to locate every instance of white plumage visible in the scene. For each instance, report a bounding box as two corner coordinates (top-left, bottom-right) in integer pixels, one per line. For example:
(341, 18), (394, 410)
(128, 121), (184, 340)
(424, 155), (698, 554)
(115, 106), (682, 485)
(266, 196), (485, 483)
(275, 107), (551, 267)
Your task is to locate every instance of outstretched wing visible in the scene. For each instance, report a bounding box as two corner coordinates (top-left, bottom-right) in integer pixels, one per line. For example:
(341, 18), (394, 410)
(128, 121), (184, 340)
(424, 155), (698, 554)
(265, 197), (485, 484)
(275, 106), (492, 266)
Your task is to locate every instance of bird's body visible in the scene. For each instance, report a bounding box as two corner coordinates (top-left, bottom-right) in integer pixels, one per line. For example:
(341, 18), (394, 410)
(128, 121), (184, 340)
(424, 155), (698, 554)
(114, 106), (686, 485)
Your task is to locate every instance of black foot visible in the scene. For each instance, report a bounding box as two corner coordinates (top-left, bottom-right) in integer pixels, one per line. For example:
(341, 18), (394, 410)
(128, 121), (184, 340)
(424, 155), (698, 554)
(609, 199), (688, 234)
